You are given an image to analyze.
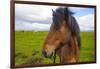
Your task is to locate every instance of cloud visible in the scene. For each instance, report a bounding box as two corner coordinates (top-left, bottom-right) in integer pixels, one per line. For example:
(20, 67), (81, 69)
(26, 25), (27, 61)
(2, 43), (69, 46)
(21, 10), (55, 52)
(15, 4), (58, 23)
(15, 22), (51, 31)
(15, 4), (94, 32)
(75, 14), (94, 31)
(15, 14), (94, 32)
(15, 4), (57, 31)
(69, 7), (94, 31)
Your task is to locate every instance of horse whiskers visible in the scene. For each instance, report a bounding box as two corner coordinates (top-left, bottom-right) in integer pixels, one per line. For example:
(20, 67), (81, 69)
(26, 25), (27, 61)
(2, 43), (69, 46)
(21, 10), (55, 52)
(45, 45), (55, 56)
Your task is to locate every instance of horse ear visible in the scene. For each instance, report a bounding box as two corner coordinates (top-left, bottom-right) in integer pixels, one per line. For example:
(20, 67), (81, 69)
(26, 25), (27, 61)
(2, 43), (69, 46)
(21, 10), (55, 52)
(64, 8), (69, 19)
(52, 9), (54, 13)
(52, 9), (56, 15)
(64, 8), (68, 15)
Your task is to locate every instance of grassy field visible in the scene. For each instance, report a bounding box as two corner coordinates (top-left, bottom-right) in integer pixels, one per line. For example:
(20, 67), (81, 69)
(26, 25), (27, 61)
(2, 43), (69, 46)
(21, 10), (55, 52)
(15, 31), (95, 66)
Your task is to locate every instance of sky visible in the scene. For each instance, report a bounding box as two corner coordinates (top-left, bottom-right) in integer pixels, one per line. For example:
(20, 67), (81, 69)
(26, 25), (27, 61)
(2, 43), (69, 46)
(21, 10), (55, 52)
(15, 4), (95, 32)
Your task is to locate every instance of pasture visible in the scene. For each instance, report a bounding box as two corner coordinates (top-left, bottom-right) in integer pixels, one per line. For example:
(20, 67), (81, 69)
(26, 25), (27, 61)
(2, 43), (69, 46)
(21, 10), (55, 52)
(15, 31), (95, 66)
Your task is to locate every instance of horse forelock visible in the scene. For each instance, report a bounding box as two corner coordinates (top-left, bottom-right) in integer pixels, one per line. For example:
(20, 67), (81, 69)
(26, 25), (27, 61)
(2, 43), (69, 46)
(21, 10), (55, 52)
(52, 7), (74, 30)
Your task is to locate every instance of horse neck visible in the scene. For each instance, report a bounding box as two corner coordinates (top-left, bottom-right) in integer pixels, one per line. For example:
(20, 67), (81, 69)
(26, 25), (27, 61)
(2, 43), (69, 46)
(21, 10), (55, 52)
(57, 36), (79, 63)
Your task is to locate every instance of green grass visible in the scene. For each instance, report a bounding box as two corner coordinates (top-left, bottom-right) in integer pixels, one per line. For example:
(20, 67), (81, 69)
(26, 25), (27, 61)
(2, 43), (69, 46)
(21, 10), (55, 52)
(80, 32), (95, 62)
(15, 31), (95, 66)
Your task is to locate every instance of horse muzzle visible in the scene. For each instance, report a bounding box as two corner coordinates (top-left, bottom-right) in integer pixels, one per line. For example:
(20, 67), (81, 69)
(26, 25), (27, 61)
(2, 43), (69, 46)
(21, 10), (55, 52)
(42, 50), (53, 58)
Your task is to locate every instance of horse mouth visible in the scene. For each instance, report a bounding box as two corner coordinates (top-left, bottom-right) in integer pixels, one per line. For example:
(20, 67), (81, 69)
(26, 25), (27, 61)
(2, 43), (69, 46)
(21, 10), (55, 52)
(42, 50), (53, 58)
(46, 53), (53, 58)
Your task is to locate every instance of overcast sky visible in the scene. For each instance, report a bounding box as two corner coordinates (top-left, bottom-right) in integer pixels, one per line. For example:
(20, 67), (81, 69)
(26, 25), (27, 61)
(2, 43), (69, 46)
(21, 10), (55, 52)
(15, 4), (94, 32)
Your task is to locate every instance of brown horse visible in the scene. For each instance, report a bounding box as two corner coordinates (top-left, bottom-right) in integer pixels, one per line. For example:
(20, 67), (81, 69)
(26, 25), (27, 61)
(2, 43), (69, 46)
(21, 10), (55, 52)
(42, 7), (81, 64)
